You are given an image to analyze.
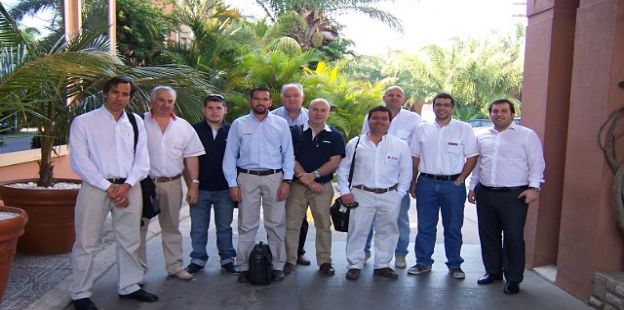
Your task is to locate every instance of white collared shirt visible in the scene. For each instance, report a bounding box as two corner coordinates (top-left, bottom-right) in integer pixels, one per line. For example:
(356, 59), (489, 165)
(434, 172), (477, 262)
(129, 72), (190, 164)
(143, 112), (205, 178)
(271, 106), (309, 126)
(469, 123), (545, 190)
(362, 108), (422, 145)
(69, 107), (150, 190)
(337, 134), (412, 196)
(411, 119), (478, 175)
(303, 122), (332, 139)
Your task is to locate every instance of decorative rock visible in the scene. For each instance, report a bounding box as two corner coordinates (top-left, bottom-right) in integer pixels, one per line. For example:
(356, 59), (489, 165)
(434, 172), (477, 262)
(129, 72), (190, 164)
(605, 292), (624, 309)
(5, 182), (80, 190)
(594, 272), (609, 300)
(588, 296), (604, 308)
(0, 212), (18, 220)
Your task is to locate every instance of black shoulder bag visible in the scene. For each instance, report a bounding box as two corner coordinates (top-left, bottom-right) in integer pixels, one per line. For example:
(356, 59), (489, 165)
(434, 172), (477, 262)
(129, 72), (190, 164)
(330, 136), (361, 232)
(127, 112), (160, 220)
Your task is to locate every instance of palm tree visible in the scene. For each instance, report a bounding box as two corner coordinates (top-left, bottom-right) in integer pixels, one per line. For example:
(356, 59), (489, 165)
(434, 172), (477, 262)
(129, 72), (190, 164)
(0, 3), (212, 187)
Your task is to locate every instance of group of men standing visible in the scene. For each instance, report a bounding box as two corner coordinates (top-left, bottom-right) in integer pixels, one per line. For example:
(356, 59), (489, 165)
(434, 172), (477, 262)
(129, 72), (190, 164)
(67, 75), (544, 310)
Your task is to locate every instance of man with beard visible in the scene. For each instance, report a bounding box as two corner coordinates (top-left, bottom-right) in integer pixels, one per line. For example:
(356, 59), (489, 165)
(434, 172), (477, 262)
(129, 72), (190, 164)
(223, 86), (295, 282)
(409, 93), (478, 280)
(468, 99), (545, 295)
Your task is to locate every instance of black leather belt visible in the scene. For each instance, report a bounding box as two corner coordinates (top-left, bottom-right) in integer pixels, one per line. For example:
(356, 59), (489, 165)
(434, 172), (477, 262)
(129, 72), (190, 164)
(353, 184), (398, 194)
(154, 174), (182, 182)
(420, 173), (461, 181)
(480, 184), (528, 192)
(237, 168), (283, 176)
(107, 177), (126, 184)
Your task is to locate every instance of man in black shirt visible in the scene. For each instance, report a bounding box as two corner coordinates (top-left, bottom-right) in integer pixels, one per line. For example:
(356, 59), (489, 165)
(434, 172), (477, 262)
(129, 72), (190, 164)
(186, 94), (238, 274)
(283, 98), (346, 276)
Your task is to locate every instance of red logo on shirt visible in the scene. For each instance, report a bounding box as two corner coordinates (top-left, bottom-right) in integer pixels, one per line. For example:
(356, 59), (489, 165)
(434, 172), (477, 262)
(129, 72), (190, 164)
(387, 155), (399, 160)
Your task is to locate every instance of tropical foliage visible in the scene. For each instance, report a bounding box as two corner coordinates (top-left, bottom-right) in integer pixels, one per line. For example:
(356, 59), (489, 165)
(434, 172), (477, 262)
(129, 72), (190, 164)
(0, 2), (211, 187)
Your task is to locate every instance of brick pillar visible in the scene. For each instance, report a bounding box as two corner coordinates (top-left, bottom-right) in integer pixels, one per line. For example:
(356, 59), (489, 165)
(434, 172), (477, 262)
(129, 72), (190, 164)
(522, 0), (579, 268)
(556, 0), (624, 299)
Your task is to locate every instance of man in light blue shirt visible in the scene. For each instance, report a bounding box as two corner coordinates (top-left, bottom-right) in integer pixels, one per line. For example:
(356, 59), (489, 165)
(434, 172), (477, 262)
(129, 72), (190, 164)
(271, 83), (312, 266)
(223, 86), (295, 282)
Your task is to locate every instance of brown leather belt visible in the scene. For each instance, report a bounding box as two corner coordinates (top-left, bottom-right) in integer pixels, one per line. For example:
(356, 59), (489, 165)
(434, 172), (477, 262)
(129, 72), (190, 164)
(237, 168), (283, 176)
(155, 174), (182, 182)
(353, 184), (398, 194)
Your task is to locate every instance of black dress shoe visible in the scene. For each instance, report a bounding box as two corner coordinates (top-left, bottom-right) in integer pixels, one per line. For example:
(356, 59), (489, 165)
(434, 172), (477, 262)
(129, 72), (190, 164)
(221, 262), (240, 274)
(238, 271), (248, 283)
(272, 270), (285, 281)
(72, 298), (98, 310)
(185, 262), (204, 274)
(346, 268), (361, 281)
(477, 273), (503, 285)
(119, 289), (159, 302)
(504, 282), (520, 295)
(373, 267), (399, 279)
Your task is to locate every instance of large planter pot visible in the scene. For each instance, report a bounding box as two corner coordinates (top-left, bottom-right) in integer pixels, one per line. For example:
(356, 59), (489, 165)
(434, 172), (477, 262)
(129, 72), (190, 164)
(0, 179), (79, 255)
(0, 206), (28, 302)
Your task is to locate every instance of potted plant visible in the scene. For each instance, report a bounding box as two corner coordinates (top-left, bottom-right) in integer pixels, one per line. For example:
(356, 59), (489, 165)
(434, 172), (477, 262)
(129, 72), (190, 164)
(0, 4), (210, 254)
(0, 200), (28, 302)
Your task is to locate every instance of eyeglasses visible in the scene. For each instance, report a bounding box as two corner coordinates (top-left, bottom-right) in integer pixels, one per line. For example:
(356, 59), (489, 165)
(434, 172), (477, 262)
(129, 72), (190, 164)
(205, 93), (225, 101)
(252, 97), (271, 102)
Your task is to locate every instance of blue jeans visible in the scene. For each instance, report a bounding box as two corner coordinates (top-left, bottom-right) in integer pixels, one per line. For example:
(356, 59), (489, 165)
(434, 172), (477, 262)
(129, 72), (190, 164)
(189, 189), (236, 266)
(364, 194), (410, 256)
(414, 176), (466, 267)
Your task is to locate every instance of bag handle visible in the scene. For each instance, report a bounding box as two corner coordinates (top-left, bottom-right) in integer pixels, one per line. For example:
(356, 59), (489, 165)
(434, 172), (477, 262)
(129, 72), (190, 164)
(347, 136), (361, 188)
(127, 111), (138, 153)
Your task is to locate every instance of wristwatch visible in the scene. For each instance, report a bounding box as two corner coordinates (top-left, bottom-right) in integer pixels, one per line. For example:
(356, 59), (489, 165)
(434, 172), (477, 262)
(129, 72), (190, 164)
(313, 170), (321, 179)
(191, 179), (200, 184)
(283, 179), (293, 184)
(529, 187), (541, 192)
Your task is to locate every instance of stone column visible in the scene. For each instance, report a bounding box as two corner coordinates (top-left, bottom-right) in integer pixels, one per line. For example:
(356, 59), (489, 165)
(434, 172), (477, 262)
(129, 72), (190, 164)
(63, 0), (81, 42)
(522, 0), (579, 268)
(556, 0), (624, 299)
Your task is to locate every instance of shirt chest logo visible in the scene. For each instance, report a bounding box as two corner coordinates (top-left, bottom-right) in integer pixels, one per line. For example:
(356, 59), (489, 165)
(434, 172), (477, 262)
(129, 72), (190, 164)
(386, 155), (399, 160)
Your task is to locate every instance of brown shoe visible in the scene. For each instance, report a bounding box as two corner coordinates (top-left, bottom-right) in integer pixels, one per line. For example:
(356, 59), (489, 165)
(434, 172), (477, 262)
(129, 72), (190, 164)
(283, 262), (295, 275)
(346, 268), (361, 281)
(319, 263), (335, 276)
(374, 267), (399, 279)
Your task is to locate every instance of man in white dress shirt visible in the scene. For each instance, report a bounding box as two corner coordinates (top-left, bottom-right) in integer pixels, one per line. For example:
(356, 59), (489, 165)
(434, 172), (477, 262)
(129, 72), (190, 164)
(409, 92), (478, 280)
(69, 76), (158, 310)
(223, 86), (295, 282)
(468, 99), (545, 295)
(362, 86), (422, 269)
(338, 106), (412, 281)
(138, 86), (205, 281)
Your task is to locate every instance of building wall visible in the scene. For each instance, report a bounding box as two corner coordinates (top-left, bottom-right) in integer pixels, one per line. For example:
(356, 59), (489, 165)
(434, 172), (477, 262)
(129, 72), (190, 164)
(524, 0), (624, 300)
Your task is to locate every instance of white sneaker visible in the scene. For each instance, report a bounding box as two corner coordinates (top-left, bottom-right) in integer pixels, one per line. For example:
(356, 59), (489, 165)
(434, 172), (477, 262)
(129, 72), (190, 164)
(395, 255), (406, 269)
(171, 270), (193, 281)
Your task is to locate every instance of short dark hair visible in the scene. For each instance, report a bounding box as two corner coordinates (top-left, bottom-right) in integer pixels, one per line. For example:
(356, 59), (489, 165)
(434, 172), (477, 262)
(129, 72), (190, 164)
(488, 99), (515, 114)
(249, 86), (271, 98)
(367, 105), (393, 122)
(103, 75), (137, 98)
(203, 94), (227, 107)
(432, 92), (455, 107)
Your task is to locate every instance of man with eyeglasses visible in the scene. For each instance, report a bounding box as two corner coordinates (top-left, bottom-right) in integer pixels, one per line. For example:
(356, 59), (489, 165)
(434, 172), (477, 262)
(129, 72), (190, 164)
(185, 94), (239, 275)
(223, 86), (295, 282)
(362, 86), (422, 269)
(408, 92), (478, 280)
(338, 106), (412, 281)
(271, 83), (312, 266)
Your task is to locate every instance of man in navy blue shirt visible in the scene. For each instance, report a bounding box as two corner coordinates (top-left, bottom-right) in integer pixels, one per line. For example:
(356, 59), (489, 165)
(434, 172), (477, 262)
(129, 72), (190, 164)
(186, 94), (239, 274)
(283, 98), (345, 276)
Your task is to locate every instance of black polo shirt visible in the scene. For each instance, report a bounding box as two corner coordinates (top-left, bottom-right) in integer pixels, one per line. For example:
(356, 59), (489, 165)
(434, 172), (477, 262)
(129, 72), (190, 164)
(294, 125), (346, 184)
(193, 121), (230, 191)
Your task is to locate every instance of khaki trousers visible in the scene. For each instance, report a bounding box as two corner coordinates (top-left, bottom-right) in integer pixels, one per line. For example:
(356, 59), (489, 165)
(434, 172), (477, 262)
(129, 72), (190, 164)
(235, 172), (286, 271)
(70, 182), (143, 299)
(285, 182), (333, 265)
(138, 178), (184, 274)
